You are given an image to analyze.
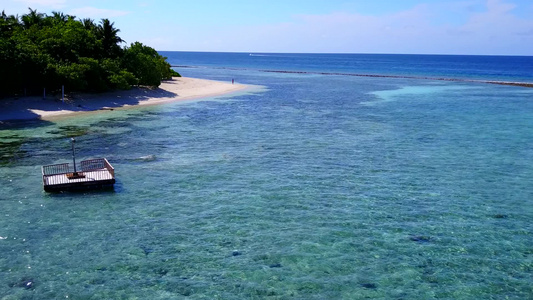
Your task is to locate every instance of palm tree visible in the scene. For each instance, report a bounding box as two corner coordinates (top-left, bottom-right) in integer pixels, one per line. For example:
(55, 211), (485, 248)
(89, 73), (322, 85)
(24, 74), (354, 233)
(97, 19), (124, 58)
(0, 11), (21, 35)
(82, 18), (96, 31)
(51, 11), (67, 24)
(21, 8), (44, 29)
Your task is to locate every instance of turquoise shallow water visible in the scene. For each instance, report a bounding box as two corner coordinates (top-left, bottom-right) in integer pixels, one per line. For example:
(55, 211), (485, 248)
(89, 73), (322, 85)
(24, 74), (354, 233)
(1, 56), (533, 299)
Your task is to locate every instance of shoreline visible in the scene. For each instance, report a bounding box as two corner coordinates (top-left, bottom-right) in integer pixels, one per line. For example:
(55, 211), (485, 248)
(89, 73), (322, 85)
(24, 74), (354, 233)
(0, 77), (249, 122)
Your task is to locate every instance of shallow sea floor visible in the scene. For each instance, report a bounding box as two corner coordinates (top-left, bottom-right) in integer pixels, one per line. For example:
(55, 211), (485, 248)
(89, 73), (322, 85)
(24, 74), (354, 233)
(1, 72), (532, 299)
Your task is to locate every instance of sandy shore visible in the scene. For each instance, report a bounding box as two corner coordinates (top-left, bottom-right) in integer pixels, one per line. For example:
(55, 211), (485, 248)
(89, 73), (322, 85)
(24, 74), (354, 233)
(0, 77), (248, 122)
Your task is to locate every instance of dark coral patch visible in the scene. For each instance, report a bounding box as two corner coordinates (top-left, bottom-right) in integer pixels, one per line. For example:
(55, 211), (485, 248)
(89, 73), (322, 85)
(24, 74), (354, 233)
(493, 214), (508, 219)
(361, 283), (377, 289)
(410, 235), (431, 243)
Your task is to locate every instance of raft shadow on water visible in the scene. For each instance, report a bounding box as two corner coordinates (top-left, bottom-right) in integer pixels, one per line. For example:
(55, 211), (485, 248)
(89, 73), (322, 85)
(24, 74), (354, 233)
(43, 182), (120, 197)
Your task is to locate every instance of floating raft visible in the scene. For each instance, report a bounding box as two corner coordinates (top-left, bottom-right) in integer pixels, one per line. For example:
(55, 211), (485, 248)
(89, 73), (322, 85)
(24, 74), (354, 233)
(42, 158), (115, 192)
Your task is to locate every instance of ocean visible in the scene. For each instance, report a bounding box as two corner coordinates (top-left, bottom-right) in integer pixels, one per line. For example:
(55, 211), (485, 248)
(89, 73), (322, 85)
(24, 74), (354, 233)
(1, 52), (532, 299)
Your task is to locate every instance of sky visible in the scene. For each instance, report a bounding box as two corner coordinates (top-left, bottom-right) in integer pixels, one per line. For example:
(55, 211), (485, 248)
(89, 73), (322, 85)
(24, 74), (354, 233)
(2, 0), (533, 55)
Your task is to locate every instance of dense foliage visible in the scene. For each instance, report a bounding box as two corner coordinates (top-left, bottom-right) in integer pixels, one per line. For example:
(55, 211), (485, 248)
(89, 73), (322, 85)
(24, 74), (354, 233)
(0, 8), (179, 97)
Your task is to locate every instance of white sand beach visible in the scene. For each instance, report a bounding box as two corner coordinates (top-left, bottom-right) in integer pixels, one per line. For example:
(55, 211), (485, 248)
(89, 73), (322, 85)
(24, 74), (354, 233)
(0, 77), (248, 122)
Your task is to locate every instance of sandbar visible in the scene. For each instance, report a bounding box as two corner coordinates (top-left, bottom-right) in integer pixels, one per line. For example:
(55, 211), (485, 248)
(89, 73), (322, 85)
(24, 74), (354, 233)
(0, 77), (249, 122)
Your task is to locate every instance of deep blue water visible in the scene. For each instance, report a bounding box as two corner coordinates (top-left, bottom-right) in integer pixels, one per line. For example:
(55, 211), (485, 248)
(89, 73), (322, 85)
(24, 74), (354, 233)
(1, 53), (532, 299)
(162, 51), (533, 82)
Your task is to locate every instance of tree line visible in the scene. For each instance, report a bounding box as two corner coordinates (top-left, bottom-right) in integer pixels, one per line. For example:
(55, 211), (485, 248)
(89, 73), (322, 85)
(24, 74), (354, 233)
(0, 8), (180, 98)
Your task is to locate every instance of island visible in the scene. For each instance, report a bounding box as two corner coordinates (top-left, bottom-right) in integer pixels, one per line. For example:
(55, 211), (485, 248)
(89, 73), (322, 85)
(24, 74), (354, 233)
(0, 9), (248, 121)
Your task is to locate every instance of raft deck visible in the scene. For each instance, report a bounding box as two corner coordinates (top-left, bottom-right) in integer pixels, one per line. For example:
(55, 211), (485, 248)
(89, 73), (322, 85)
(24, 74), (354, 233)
(42, 158), (115, 192)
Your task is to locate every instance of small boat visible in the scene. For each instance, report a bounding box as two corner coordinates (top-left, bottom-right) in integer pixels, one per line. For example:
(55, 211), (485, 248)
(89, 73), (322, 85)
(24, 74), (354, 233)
(41, 139), (115, 192)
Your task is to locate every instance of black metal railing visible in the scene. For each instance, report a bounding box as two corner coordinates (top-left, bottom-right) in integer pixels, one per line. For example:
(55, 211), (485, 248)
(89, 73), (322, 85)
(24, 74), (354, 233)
(42, 158), (115, 186)
(42, 163), (70, 176)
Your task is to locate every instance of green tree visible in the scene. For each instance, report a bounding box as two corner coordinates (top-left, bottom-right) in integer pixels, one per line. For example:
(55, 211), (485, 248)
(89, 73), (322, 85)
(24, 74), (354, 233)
(21, 8), (44, 29)
(0, 8), (175, 97)
(97, 19), (123, 58)
(123, 42), (167, 87)
(81, 18), (97, 32)
(0, 10), (21, 37)
(50, 11), (68, 25)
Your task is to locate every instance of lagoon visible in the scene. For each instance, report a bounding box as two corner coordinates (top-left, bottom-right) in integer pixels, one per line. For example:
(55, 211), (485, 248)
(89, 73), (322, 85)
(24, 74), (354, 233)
(1, 53), (532, 299)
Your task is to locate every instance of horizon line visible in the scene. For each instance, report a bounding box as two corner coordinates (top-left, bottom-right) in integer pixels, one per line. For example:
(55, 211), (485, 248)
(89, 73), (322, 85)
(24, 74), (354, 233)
(156, 50), (533, 57)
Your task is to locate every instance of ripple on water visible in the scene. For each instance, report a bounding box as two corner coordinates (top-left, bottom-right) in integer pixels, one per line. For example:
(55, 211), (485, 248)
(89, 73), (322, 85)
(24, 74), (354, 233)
(0, 72), (532, 298)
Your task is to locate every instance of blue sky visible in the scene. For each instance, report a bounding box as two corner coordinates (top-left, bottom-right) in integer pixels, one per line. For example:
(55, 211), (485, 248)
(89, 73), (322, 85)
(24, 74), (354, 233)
(3, 0), (533, 55)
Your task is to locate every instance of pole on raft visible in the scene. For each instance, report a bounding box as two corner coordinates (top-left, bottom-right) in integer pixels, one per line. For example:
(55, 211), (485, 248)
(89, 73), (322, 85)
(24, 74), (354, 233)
(43, 88), (46, 99)
(71, 138), (77, 174)
(62, 85), (65, 102)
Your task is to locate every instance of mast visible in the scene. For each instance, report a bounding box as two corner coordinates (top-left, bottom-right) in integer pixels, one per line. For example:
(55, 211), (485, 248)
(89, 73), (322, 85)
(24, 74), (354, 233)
(71, 138), (77, 174)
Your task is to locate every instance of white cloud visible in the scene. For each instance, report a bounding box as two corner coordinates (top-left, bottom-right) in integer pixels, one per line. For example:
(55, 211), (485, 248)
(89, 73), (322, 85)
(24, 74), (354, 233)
(190, 0), (532, 55)
(69, 7), (130, 19)
(189, 4), (437, 53)
(449, 0), (533, 51)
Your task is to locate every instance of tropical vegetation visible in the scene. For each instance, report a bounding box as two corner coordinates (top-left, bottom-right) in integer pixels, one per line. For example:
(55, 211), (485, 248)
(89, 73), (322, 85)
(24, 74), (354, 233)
(0, 8), (180, 98)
